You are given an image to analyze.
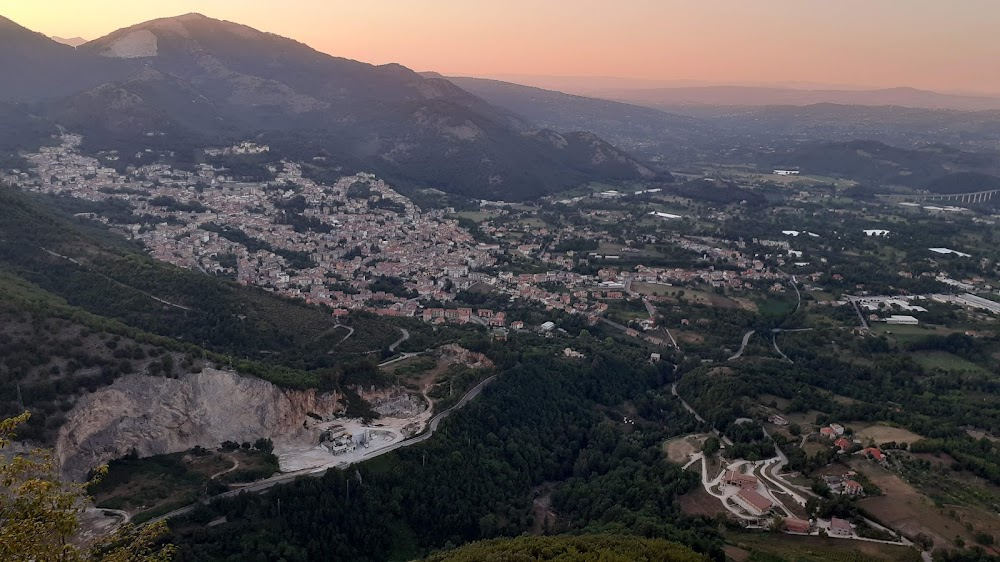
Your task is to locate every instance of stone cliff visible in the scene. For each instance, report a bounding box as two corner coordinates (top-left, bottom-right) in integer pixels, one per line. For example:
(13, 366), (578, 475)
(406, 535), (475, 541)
(56, 368), (343, 480)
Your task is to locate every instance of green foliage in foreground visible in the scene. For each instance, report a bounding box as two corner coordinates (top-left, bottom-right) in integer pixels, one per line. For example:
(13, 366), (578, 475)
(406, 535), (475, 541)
(422, 534), (708, 562)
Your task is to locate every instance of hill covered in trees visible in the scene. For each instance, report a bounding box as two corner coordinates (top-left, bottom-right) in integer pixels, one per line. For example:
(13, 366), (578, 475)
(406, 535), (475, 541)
(422, 534), (708, 562)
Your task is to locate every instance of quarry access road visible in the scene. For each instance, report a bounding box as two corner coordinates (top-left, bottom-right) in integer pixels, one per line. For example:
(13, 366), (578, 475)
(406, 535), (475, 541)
(143, 374), (496, 526)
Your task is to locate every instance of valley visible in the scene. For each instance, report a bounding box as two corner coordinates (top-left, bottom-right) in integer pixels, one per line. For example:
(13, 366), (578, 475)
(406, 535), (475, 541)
(2, 6), (1000, 562)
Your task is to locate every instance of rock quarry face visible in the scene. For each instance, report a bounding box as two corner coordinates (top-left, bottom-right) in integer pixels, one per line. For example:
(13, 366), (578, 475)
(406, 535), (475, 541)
(56, 368), (342, 480)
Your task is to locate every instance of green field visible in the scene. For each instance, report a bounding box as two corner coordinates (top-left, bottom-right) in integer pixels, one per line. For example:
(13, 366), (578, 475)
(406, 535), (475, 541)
(913, 351), (989, 375)
(869, 323), (955, 343)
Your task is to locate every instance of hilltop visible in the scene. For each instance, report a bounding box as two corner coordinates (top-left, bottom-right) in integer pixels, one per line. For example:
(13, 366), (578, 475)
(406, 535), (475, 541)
(0, 14), (657, 201)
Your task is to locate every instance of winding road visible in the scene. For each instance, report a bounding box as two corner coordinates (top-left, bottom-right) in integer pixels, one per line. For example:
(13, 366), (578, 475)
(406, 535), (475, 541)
(388, 328), (409, 352)
(728, 330), (756, 361)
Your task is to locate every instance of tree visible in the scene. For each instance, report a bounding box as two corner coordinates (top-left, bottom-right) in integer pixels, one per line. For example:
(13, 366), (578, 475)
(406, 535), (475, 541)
(0, 413), (175, 562)
(702, 436), (721, 456)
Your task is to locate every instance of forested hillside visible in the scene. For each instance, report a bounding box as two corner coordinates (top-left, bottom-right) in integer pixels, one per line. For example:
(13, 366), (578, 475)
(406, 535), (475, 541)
(421, 534), (708, 562)
(168, 337), (724, 561)
(0, 188), (425, 441)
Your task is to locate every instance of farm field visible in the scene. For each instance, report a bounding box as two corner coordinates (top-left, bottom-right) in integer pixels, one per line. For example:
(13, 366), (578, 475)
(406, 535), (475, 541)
(853, 459), (1000, 552)
(724, 530), (920, 562)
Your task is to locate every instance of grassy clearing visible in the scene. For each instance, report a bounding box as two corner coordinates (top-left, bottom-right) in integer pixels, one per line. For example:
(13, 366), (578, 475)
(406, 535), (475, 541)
(849, 422), (924, 446)
(663, 433), (709, 464)
(869, 323), (955, 343)
(913, 351), (989, 375)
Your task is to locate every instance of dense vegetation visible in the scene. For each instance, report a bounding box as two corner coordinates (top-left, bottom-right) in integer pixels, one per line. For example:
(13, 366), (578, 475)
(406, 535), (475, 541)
(168, 335), (723, 561)
(421, 534), (708, 562)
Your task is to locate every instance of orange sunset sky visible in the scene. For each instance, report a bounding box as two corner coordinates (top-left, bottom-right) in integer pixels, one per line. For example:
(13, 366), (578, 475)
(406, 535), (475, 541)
(5, 0), (1000, 94)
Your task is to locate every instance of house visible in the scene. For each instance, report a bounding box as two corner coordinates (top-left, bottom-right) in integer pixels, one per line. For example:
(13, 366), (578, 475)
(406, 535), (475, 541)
(733, 487), (773, 516)
(829, 517), (852, 537)
(768, 415), (789, 427)
(540, 321), (556, 332)
(861, 447), (887, 464)
(563, 348), (585, 359)
(784, 518), (812, 534)
(830, 423), (845, 435)
(843, 480), (863, 496)
(834, 437), (852, 452)
(820, 427), (836, 439)
(724, 470), (758, 488)
(650, 353), (661, 363)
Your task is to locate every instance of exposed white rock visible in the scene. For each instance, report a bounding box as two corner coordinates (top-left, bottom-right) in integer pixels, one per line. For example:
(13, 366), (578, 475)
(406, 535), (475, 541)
(56, 368), (342, 480)
(100, 29), (158, 58)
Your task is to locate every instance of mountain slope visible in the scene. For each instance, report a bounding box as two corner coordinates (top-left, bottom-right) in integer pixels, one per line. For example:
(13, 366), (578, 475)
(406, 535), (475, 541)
(439, 75), (710, 160)
(0, 16), (127, 101)
(761, 140), (1000, 189)
(0, 13), (656, 200)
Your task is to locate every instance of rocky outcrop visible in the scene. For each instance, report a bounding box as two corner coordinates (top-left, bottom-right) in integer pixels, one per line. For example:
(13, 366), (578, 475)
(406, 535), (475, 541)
(435, 344), (494, 369)
(356, 386), (427, 418)
(56, 368), (342, 480)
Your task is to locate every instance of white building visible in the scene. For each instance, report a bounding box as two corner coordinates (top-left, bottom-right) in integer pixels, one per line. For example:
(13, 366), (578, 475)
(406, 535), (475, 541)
(886, 315), (919, 325)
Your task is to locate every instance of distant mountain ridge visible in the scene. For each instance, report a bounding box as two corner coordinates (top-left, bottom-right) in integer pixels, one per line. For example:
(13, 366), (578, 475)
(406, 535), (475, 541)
(0, 14), (658, 201)
(436, 75), (712, 162)
(600, 85), (1000, 112)
(50, 36), (87, 47)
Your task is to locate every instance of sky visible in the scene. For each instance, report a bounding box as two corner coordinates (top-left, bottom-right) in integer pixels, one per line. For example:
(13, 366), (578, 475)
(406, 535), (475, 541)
(4, 0), (1000, 94)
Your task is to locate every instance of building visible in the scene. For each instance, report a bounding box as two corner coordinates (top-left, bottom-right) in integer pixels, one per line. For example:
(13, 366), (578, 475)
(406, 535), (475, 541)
(733, 487), (773, 516)
(830, 517), (852, 537)
(860, 447), (887, 464)
(724, 470), (759, 488)
(843, 480), (863, 496)
(540, 321), (556, 332)
(886, 315), (919, 325)
(784, 518), (812, 534)
(774, 170), (800, 176)
(834, 437), (852, 452)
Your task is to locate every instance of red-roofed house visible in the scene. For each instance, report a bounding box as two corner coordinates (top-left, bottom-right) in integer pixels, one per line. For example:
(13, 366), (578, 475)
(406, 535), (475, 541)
(820, 427), (836, 439)
(784, 518), (811, 534)
(861, 447), (887, 464)
(724, 470), (759, 488)
(830, 517), (852, 537)
(834, 437), (852, 452)
(843, 480), (863, 496)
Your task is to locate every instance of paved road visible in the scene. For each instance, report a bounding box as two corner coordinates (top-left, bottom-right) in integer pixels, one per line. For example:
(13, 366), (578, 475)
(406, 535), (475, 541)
(388, 328), (410, 352)
(671, 383), (733, 446)
(728, 330), (756, 361)
(772, 334), (793, 364)
(378, 351), (424, 367)
(847, 297), (870, 331)
(143, 374), (497, 526)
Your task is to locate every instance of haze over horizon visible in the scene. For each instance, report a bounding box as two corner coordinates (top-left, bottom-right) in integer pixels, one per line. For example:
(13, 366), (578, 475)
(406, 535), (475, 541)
(6, 0), (1000, 96)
